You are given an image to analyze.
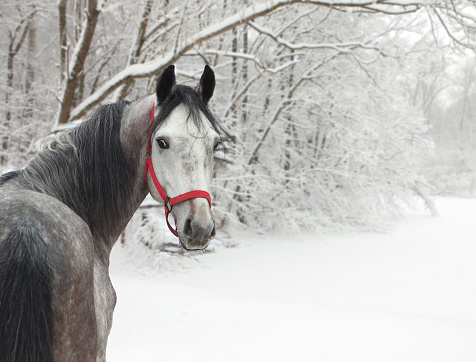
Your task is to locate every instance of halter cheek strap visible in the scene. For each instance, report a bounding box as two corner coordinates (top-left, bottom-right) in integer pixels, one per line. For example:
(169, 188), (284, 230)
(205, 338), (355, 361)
(145, 103), (212, 237)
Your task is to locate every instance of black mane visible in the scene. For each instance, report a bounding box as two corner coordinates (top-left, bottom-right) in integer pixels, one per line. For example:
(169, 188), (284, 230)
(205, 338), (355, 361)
(20, 100), (135, 239)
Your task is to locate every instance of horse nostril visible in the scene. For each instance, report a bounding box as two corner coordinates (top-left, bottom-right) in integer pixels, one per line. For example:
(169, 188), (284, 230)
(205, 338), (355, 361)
(183, 216), (215, 241)
(183, 217), (193, 237)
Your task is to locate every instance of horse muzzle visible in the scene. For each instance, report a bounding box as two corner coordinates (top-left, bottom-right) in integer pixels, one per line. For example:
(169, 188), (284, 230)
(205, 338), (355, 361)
(179, 213), (216, 251)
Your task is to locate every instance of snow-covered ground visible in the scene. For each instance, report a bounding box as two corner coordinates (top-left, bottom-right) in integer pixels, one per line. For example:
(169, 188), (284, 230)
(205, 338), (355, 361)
(107, 198), (476, 361)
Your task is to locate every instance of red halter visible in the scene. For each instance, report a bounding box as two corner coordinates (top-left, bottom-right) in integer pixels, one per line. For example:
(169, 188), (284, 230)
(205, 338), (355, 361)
(145, 103), (212, 237)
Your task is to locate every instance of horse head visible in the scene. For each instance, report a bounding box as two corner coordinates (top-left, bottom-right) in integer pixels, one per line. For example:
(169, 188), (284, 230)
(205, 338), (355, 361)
(146, 65), (224, 251)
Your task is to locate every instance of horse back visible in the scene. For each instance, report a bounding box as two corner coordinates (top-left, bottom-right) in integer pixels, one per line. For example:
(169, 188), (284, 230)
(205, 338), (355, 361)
(0, 188), (98, 361)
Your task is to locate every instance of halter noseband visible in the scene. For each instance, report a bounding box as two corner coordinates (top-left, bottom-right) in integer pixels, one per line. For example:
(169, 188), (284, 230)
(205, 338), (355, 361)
(145, 103), (212, 237)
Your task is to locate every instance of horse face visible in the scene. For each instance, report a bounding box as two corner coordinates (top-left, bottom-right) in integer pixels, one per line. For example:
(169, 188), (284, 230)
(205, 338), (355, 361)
(149, 105), (219, 250)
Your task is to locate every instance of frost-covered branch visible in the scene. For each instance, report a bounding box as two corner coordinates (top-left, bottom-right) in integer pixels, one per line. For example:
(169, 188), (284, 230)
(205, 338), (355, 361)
(248, 21), (382, 53)
(68, 0), (425, 121)
(430, 1), (476, 50)
(188, 48), (300, 71)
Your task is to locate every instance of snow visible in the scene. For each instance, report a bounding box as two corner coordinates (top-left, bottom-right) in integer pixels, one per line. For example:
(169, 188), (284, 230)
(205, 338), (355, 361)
(107, 198), (476, 361)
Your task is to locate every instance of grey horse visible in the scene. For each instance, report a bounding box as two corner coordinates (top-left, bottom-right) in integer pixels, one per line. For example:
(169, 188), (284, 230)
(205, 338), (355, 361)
(0, 65), (227, 361)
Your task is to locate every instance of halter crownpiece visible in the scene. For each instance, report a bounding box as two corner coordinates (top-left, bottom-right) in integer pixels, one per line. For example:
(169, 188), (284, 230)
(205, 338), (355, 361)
(145, 103), (212, 237)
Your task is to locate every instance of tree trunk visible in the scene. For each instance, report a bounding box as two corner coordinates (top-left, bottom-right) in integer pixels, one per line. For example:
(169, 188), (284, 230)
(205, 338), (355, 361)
(2, 12), (34, 166)
(241, 25), (248, 124)
(2, 46), (15, 166)
(58, 0), (68, 83)
(57, 0), (101, 124)
(115, 0), (154, 100)
(25, 18), (37, 118)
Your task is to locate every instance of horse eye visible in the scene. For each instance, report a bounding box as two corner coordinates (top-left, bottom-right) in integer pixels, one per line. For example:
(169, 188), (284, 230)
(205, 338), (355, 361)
(157, 139), (169, 149)
(213, 141), (222, 151)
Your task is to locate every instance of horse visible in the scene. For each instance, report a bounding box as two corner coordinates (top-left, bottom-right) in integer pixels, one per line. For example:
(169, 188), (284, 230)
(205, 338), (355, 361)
(0, 64), (227, 361)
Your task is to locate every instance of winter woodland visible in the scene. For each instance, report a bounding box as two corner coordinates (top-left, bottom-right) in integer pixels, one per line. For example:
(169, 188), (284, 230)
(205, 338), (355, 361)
(1, 0), (476, 260)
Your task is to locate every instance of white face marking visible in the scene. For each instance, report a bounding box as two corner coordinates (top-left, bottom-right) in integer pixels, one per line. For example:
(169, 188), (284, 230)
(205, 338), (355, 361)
(147, 104), (219, 249)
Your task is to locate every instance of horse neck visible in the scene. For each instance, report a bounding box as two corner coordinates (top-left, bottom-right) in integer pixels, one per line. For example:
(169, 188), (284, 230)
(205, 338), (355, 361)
(21, 99), (153, 250)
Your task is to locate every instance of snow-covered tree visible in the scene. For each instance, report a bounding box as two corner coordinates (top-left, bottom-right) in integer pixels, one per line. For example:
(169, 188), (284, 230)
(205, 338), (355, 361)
(1, 0), (475, 238)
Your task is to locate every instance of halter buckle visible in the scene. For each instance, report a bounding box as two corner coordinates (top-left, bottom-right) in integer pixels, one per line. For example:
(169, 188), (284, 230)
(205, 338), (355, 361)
(164, 197), (173, 213)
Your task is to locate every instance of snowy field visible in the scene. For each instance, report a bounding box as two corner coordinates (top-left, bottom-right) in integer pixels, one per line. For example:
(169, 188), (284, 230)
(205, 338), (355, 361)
(107, 198), (476, 362)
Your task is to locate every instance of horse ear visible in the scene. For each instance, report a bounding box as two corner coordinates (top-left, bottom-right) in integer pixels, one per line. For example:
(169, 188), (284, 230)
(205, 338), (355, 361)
(156, 65), (176, 104)
(198, 65), (215, 104)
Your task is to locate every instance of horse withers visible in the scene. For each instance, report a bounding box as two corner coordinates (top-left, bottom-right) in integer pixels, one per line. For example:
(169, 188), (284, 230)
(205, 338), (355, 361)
(0, 65), (227, 361)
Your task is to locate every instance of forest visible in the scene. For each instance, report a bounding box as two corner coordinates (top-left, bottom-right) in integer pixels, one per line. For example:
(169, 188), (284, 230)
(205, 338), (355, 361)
(1, 0), (476, 254)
